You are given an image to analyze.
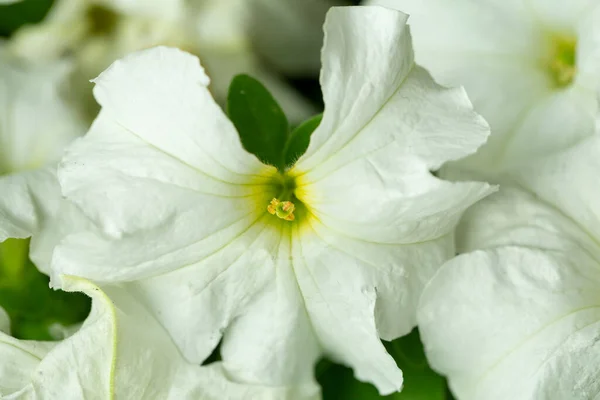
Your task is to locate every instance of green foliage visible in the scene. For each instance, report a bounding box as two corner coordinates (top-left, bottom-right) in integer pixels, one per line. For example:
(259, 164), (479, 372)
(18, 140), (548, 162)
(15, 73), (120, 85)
(0, 238), (91, 340)
(283, 113), (322, 167)
(318, 329), (447, 399)
(0, 0), (54, 37)
(227, 74), (321, 171)
(228, 74), (290, 171)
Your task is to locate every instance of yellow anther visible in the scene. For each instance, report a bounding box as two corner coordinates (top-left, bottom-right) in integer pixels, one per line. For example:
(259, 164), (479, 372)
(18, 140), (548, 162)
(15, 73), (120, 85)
(267, 198), (296, 222)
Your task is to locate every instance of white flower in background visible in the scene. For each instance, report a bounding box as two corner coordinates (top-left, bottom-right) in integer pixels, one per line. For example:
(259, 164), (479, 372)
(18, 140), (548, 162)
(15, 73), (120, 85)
(0, 54), (84, 242)
(8, 0), (315, 122)
(248, 0), (350, 77)
(0, 307), (9, 333)
(0, 278), (312, 399)
(417, 131), (600, 399)
(53, 6), (493, 395)
(370, 0), (600, 176)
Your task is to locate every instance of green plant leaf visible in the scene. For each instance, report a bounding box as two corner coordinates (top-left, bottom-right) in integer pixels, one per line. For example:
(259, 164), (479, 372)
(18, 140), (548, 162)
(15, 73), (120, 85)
(0, 0), (54, 37)
(283, 113), (322, 168)
(227, 74), (290, 171)
(319, 329), (446, 400)
(0, 238), (91, 340)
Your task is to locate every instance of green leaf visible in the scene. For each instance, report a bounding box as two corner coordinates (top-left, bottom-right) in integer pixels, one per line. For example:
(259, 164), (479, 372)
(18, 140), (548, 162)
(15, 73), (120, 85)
(0, 0), (54, 37)
(0, 238), (91, 340)
(319, 329), (446, 400)
(283, 113), (322, 168)
(227, 74), (290, 171)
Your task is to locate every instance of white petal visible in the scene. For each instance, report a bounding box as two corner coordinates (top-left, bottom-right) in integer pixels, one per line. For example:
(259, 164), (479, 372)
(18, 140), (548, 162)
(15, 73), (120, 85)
(0, 57), (84, 173)
(0, 277), (301, 399)
(56, 112), (274, 280)
(371, 0), (543, 56)
(91, 46), (267, 181)
(297, 143), (494, 244)
(294, 7), (490, 176)
(0, 336), (54, 397)
(0, 306), (10, 334)
(418, 247), (600, 400)
(527, 0), (599, 31)
(0, 168), (62, 242)
(507, 134), (600, 242)
(374, 0), (600, 174)
(126, 220), (282, 363)
(219, 233), (321, 391)
(456, 186), (595, 256)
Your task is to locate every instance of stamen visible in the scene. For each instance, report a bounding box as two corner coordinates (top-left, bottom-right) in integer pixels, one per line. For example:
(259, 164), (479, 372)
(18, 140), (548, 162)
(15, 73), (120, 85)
(267, 198), (296, 222)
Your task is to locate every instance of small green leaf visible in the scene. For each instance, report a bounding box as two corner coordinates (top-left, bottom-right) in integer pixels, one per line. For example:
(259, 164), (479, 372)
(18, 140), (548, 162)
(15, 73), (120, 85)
(227, 74), (289, 171)
(283, 113), (322, 168)
(0, 238), (91, 340)
(318, 329), (447, 400)
(0, 0), (54, 37)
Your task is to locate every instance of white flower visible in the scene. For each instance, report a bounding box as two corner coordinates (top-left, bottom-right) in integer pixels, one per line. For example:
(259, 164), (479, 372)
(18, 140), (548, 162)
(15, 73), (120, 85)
(0, 55), (85, 242)
(0, 306), (9, 334)
(53, 6), (493, 395)
(370, 0), (600, 175)
(7, 0), (315, 122)
(0, 277), (314, 399)
(248, 0), (348, 77)
(417, 131), (600, 399)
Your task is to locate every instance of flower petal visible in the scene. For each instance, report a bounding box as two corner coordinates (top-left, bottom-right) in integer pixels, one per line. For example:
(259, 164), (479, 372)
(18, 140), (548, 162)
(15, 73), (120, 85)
(0, 307), (8, 334)
(0, 56), (84, 173)
(91, 46), (267, 182)
(0, 168), (62, 242)
(298, 143), (494, 244)
(56, 112), (274, 280)
(1, 276), (303, 399)
(294, 6), (490, 174)
(373, 0), (600, 174)
(508, 134), (600, 242)
(125, 219), (282, 363)
(419, 247), (600, 400)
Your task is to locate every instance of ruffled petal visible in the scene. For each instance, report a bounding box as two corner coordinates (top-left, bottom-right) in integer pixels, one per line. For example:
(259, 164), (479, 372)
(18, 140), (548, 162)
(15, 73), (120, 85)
(419, 247), (600, 400)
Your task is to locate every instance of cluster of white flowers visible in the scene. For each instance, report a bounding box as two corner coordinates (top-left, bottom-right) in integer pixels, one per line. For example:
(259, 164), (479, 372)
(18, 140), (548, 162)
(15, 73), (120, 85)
(1, 0), (599, 399)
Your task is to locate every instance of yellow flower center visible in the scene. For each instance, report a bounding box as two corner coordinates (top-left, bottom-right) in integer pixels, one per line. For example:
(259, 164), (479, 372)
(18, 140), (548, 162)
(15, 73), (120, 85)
(547, 35), (577, 88)
(263, 171), (304, 223)
(267, 198), (296, 221)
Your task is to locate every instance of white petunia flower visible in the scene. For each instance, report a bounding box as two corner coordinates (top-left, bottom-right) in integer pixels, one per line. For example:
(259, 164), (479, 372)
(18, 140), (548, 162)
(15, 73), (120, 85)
(248, 0), (350, 77)
(0, 55), (85, 242)
(417, 131), (600, 399)
(53, 6), (494, 395)
(370, 0), (600, 175)
(8, 0), (315, 122)
(0, 277), (314, 399)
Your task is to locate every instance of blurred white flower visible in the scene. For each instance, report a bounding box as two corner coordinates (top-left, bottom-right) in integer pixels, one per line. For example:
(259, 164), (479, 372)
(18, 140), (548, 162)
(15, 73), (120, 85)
(371, 0), (600, 176)
(52, 6), (493, 395)
(248, 0), (350, 77)
(418, 131), (600, 399)
(8, 0), (315, 122)
(0, 306), (9, 334)
(0, 278), (314, 399)
(0, 54), (85, 242)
